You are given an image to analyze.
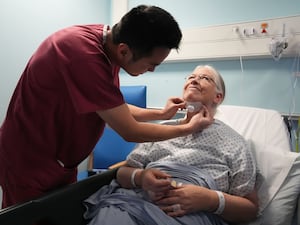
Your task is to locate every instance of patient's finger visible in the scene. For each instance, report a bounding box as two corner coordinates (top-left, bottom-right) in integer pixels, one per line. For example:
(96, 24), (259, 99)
(141, 169), (172, 192)
(155, 195), (179, 206)
(155, 170), (171, 180)
(159, 204), (186, 217)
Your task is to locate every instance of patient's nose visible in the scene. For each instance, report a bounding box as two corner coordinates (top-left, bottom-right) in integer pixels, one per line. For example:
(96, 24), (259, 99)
(190, 79), (200, 85)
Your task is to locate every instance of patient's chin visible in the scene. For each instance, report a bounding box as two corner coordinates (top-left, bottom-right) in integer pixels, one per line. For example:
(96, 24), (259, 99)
(186, 101), (203, 113)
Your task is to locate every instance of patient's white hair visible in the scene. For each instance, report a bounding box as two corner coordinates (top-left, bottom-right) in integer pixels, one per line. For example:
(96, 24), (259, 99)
(195, 65), (225, 104)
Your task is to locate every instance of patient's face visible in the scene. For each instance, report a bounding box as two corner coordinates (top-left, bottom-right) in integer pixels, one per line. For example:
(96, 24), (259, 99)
(183, 67), (219, 106)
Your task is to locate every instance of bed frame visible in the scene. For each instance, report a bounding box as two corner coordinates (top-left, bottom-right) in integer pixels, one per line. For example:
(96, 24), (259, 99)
(0, 169), (117, 225)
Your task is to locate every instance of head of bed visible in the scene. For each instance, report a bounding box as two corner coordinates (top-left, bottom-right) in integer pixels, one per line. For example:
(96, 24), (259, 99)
(0, 105), (299, 225)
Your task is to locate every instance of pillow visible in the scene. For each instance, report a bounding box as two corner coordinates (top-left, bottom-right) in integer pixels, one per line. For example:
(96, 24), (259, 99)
(241, 143), (300, 225)
(215, 105), (291, 151)
(259, 154), (300, 225)
(252, 143), (297, 211)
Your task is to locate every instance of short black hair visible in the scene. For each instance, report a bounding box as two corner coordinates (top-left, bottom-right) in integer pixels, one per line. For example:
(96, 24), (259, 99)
(112, 5), (182, 60)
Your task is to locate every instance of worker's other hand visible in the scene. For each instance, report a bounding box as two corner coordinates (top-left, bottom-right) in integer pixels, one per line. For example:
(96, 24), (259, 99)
(188, 106), (213, 132)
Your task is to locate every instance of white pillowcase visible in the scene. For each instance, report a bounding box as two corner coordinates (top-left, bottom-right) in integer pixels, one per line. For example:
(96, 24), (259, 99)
(252, 142), (298, 211)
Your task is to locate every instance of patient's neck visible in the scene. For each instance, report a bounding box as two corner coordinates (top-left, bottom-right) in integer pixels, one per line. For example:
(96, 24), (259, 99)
(185, 104), (217, 122)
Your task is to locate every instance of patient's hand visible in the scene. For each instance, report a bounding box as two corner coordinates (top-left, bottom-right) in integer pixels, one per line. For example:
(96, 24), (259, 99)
(140, 169), (172, 197)
(155, 184), (214, 217)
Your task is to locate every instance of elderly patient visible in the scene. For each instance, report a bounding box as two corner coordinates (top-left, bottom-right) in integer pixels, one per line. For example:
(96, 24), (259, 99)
(83, 65), (259, 225)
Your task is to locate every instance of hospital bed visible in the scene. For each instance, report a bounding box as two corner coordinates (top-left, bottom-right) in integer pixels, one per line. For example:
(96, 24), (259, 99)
(0, 104), (299, 225)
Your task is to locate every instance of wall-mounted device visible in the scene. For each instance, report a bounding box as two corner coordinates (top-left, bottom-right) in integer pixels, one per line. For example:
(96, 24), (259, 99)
(269, 23), (288, 61)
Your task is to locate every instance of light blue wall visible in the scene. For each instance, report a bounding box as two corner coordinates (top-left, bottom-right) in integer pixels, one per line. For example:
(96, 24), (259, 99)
(121, 58), (299, 114)
(119, 0), (300, 115)
(129, 0), (300, 28)
(0, 0), (110, 123)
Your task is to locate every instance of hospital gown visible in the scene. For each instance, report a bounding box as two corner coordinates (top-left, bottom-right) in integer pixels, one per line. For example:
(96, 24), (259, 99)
(128, 119), (257, 196)
(83, 119), (258, 225)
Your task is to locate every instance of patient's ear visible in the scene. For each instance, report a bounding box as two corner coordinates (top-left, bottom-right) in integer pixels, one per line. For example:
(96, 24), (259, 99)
(214, 93), (223, 104)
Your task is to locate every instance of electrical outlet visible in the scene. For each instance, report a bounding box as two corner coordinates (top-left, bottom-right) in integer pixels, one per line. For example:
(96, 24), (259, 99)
(294, 72), (300, 77)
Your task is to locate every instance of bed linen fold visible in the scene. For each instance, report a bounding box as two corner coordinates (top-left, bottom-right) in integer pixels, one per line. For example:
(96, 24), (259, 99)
(83, 162), (228, 225)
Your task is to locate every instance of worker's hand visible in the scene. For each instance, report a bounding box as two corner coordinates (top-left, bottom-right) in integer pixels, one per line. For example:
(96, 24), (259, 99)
(160, 97), (185, 120)
(187, 106), (213, 132)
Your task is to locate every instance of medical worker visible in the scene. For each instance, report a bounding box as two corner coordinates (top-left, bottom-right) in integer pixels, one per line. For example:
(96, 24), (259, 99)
(0, 5), (212, 208)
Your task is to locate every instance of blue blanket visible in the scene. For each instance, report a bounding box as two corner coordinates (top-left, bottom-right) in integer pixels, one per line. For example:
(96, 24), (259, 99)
(83, 162), (228, 225)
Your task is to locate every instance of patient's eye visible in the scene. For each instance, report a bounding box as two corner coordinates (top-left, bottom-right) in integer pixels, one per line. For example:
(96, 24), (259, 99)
(185, 75), (197, 81)
(185, 74), (216, 85)
(199, 75), (209, 81)
(200, 75), (210, 81)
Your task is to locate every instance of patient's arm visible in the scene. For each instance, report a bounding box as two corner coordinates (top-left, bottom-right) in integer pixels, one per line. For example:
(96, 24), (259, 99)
(117, 166), (258, 223)
(116, 166), (172, 192)
(220, 189), (258, 222)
